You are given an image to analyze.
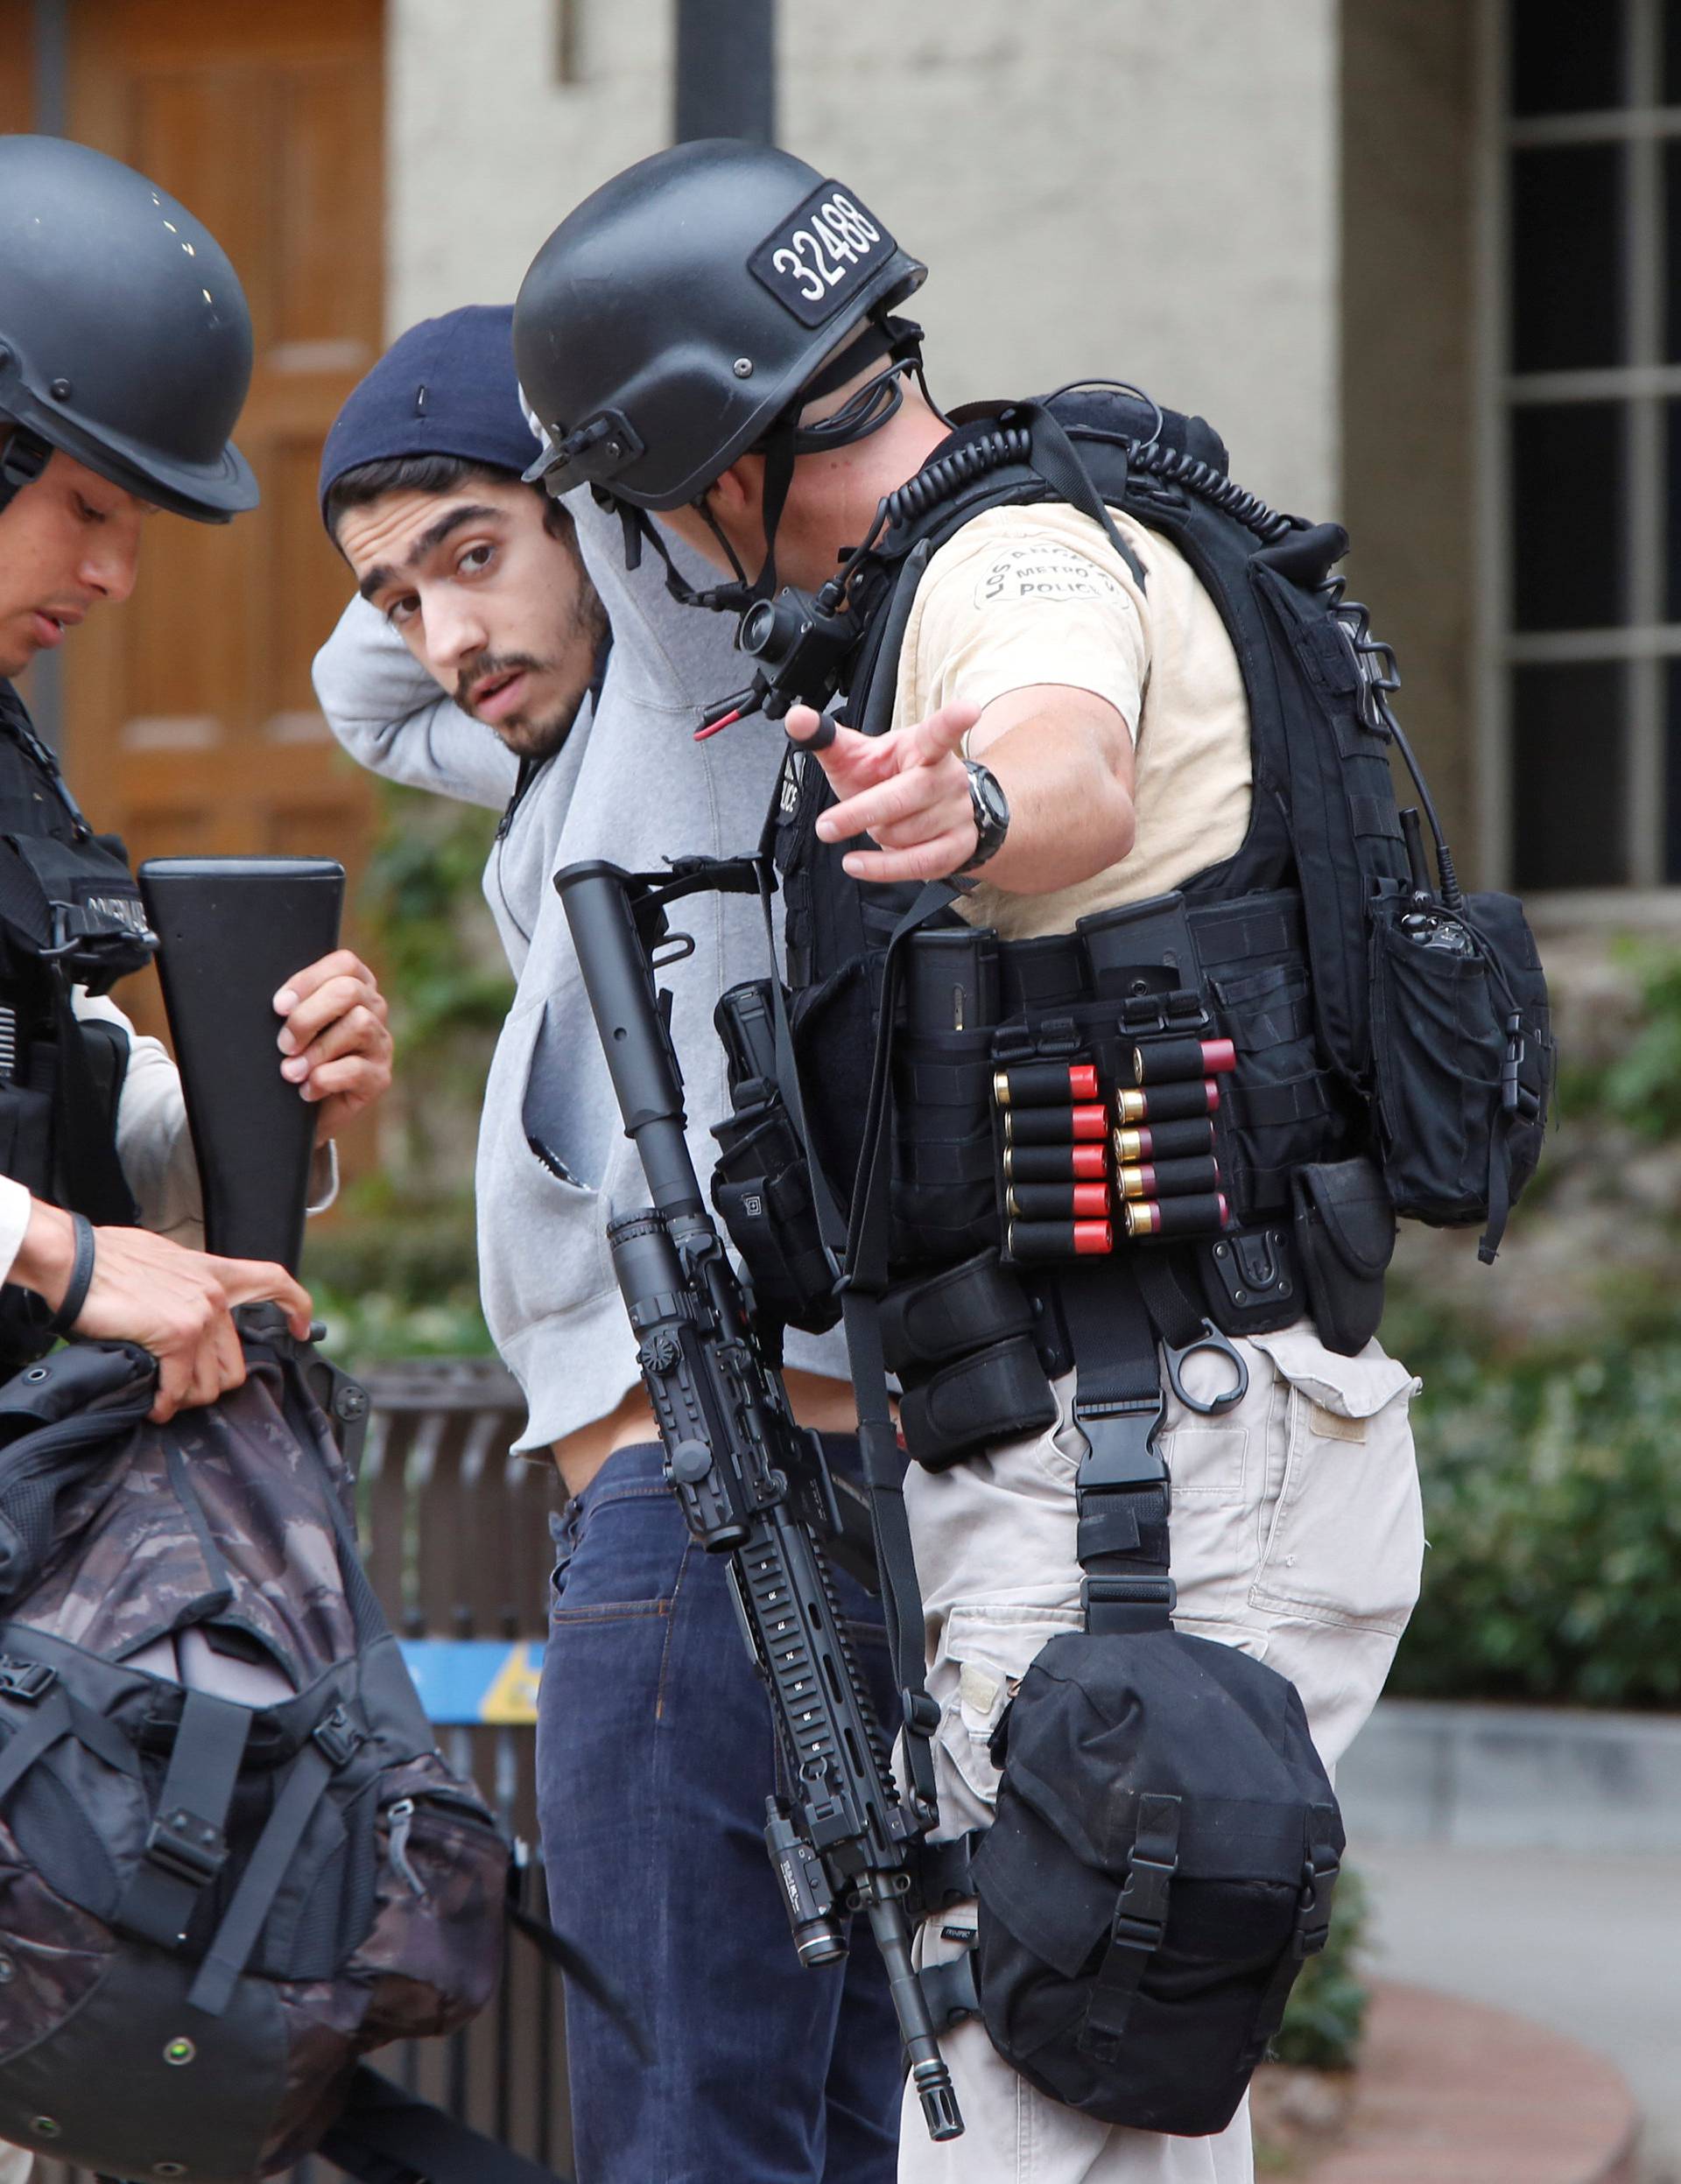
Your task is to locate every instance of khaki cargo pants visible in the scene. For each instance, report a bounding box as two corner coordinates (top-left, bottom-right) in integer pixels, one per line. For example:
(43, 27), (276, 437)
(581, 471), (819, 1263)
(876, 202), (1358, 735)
(897, 1324), (1425, 2184)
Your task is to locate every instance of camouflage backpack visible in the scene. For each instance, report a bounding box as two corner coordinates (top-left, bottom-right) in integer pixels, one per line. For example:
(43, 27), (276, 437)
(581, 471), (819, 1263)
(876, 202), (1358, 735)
(0, 1314), (554, 2184)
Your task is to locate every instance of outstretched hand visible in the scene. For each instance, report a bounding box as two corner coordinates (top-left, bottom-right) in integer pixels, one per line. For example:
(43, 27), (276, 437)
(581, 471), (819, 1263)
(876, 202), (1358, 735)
(788, 697), (982, 884)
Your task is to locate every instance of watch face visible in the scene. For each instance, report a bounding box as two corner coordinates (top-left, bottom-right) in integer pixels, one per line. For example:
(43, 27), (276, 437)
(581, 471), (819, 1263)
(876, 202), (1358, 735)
(959, 762), (1009, 872)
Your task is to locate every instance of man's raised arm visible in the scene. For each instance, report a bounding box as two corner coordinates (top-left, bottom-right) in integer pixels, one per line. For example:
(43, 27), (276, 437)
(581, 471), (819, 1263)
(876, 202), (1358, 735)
(313, 593), (518, 810)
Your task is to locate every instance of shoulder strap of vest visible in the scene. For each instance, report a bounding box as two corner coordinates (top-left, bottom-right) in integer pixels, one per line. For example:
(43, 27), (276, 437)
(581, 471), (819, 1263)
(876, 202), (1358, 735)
(0, 691), (152, 990)
(841, 393), (1237, 727)
(0, 682), (96, 839)
(847, 539), (935, 736)
(1013, 404), (1148, 587)
(46, 980), (136, 1225)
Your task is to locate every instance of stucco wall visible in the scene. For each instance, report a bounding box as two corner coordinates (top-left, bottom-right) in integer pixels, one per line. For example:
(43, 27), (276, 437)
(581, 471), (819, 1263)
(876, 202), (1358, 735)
(388, 0), (1340, 517)
(1340, 0), (1480, 881)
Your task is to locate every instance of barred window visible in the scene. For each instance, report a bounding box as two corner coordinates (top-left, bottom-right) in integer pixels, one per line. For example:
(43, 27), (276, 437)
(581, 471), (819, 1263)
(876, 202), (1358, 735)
(1491, 0), (1681, 889)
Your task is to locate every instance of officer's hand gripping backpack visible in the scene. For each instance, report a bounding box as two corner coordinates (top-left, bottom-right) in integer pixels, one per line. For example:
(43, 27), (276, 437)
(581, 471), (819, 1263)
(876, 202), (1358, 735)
(0, 1316), (529, 2184)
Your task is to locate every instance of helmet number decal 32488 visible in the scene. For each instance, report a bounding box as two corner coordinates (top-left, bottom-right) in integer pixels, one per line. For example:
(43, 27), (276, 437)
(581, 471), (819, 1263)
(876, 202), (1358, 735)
(749, 185), (894, 327)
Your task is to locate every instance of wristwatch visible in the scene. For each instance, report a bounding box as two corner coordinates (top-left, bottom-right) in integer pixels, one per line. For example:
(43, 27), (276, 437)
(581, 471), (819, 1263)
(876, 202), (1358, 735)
(957, 759), (1010, 872)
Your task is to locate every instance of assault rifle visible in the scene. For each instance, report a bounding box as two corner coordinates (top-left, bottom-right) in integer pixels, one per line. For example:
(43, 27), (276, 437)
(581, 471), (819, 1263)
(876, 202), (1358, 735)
(139, 856), (370, 1457)
(138, 856), (344, 1273)
(554, 858), (963, 2144)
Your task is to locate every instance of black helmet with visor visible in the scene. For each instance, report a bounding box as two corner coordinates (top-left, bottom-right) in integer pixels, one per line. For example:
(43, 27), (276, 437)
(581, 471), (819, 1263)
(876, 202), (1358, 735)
(514, 140), (927, 607)
(0, 136), (257, 525)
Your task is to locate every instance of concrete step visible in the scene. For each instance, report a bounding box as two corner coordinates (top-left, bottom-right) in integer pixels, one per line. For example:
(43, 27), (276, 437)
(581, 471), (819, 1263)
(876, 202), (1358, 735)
(1337, 1698), (1681, 1855)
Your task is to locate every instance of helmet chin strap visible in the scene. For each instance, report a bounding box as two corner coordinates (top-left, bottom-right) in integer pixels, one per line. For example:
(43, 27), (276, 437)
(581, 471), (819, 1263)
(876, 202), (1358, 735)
(0, 427), (51, 522)
(601, 426), (800, 621)
(652, 409), (801, 617)
(740, 414), (799, 606)
(608, 497), (759, 618)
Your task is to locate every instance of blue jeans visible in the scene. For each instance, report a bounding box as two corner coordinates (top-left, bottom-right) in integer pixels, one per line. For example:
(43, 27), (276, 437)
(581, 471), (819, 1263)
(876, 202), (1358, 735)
(537, 1440), (902, 2184)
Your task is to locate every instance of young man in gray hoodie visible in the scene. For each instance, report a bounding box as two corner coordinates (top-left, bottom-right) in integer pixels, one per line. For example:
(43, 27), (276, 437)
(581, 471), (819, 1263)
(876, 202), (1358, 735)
(313, 306), (898, 2184)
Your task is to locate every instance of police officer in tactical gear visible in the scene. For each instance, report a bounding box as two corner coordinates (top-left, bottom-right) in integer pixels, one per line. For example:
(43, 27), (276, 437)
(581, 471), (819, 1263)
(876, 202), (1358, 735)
(517, 141), (1428, 2184)
(0, 136), (393, 1421)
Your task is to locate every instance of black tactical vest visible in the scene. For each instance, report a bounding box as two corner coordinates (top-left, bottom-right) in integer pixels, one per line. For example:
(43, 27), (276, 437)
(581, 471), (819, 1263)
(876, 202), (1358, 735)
(0, 682), (155, 1365)
(766, 388), (1551, 1306)
(777, 397), (1302, 990)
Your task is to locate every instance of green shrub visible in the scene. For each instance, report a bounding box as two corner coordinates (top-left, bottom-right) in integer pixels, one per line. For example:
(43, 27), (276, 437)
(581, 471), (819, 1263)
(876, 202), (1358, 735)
(303, 779), (507, 1365)
(1384, 1285), (1681, 1708)
(358, 779), (507, 1036)
(1369, 936), (1681, 1710)
(356, 779), (511, 1194)
(302, 1187), (491, 1365)
(1568, 940), (1681, 1141)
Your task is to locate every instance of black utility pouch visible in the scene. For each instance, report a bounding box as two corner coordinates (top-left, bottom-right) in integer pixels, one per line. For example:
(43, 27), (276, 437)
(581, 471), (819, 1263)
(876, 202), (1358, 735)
(712, 1106), (839, 1331)
(1207, 959), (1335, 1224)
(1368, 887), (1554, 1238)
(710, 981), (839, 1332)
(1289, 1155), (1395, 1356)
(881, 1249), (1057, 1471)
(891, 927), (1004, 1268)
(1464, 889), (1553, 1210)
(898, 1340), (1058, 1472)
(968, 1630), (1344, 2138)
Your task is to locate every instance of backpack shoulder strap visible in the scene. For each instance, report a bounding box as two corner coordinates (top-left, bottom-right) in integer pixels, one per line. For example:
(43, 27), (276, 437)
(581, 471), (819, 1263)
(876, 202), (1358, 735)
(320, 2066), (573, 2184)
(1087, 433), (1419, 1088)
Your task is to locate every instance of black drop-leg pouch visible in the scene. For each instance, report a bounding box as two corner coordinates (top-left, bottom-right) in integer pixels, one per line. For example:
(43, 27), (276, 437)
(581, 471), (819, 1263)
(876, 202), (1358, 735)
(1289, 1155), (1396, 1356)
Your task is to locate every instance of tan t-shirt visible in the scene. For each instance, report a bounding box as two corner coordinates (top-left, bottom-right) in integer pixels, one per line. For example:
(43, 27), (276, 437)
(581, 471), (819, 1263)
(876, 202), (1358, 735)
(890, 502), (1252, 941)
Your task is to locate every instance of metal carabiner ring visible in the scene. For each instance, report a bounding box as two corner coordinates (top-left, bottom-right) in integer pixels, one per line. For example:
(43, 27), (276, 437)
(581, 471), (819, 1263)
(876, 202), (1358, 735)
(1163, 1320), (1248, 1417)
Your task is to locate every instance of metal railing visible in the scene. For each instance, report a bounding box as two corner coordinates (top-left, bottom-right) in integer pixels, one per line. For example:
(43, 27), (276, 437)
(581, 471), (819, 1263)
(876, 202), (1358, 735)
(39, 1357), (570, 2184)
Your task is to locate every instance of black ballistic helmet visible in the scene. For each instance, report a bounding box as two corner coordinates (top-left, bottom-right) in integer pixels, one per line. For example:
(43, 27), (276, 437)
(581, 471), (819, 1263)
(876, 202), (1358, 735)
(0, 136), (257, 523)
(514, 139), (926, 510)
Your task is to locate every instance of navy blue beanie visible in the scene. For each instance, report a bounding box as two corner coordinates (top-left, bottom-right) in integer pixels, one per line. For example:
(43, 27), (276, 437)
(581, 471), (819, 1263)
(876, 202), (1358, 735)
(318, 304), (538, 530)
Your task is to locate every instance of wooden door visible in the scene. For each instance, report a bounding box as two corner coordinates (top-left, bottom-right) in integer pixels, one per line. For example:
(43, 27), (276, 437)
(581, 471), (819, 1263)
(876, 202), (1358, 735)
(0, 7), (30, 132)
(60, 0), (384, 1030)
